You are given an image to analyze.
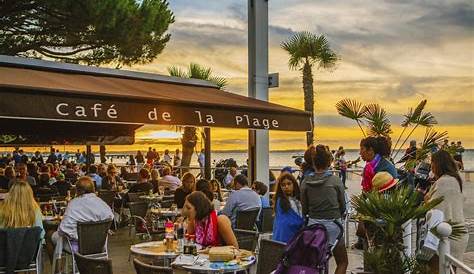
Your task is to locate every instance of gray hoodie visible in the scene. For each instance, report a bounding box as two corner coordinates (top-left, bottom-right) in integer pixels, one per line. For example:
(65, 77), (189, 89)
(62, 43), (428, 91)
(300, 172), (346, 220)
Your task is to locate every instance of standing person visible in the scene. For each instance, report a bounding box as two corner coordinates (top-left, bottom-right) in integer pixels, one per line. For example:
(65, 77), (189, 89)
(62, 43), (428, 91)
(173, 149), (181, 167)
(182, 191), (238, 248)
(128, 155), (136, 172)
(441, 139), (449, 150)
(31, 151), (44, 164)
(174, 173), (195, 208)
(360, 136), (397, 192)
(300, 145), (348, 274)
(75, 150), (81, 163)
(0, 181), (44, 239)
(163, 149), (172, 164)
(454, 141), (465, 170)
(46, 148), (57, 164)
(272, 173), (304, 243)
(135, 151), (145, 169)
(197, 149), (205, 178)
(146, 147), (155, 166)
(221, 174), (261, 227)
(426, 150), (468, 273)
(335, 150), (348, 189)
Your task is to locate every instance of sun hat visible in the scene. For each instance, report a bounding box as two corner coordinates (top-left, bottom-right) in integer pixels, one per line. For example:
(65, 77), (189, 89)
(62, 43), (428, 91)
(371, 171), (398, 192)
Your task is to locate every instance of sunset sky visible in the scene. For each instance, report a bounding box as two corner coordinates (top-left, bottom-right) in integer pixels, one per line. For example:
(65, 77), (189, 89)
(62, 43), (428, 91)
(88, 0), (474, 151)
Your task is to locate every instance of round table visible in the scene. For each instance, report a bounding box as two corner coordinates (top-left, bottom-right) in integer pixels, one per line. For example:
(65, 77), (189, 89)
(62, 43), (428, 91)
(150, 208), (181, 218)
(139, 194), (163, 202)
(173, 254), (256, 273)
(130, 241), (179, 266)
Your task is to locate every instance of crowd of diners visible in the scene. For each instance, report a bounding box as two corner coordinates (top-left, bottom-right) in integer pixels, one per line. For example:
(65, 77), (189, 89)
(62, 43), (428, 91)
(0, 135), (468, 274)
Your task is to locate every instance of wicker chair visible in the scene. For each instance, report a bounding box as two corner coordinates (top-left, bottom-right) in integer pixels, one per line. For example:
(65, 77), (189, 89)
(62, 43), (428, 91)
(257, 239), (286, 274)
(233, 229), (259, 252)
(128, 201), (151, 241)
(76, 220), (112, 257)
(0, 227), (42, 274)
(74, 253), (113, 274)
(99, 190), (118, 229)
(260, 207), (274, 233)
(128, 192), (146, 202)
(236, 208), (260, 230)
(133, 258), (172, 274)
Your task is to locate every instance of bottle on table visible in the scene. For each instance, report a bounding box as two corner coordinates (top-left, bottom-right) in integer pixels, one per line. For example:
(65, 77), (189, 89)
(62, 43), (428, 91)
(164, 219), (174, 252)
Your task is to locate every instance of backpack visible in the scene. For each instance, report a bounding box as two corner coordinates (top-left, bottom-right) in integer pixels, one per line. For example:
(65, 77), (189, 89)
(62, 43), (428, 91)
(274, 224), (330, 274)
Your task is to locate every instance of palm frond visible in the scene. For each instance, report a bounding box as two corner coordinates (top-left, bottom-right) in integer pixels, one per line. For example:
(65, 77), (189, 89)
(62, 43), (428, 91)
(336, 99), (366, 120)
(168, 63), (227, 90)
(209, 76), (227, 90)
(188, 63), (212, 80)
(336, 99), (367, 136)
(416, 112), (437, 127)
(281, 32), (337, 70)
(363, 104), (392, 137)
(401, 99), (427, 127)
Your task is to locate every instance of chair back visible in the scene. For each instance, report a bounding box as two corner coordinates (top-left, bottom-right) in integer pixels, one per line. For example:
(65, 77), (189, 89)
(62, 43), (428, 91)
(160, 200), (173, 208)
(124, 172), (138, 181)
(260, 207), (274, 233)
(236, 208), (260, 230)
(36, 193), (53, 202)
(233, 229), (259, 252)
(0, 227), (42, 273)
(74, 253), (113, 274)
(77, 220), (112, 255)
(257, 239), (286, 274)
(128, 192), (145, 202)
(133, 258), (172, 274)
(129, 201), (148, 218)
(98, 190), (115, 208)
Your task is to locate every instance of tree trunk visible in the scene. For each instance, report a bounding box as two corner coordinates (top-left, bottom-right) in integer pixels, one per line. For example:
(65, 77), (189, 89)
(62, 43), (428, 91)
(181, 127), (197, 173)
(302, 61), (314, 146)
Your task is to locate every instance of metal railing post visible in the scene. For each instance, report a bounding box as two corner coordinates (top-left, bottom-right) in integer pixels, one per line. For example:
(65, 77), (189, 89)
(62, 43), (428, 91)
(437, 222), (452, 274)
(403, 220), (412, 258)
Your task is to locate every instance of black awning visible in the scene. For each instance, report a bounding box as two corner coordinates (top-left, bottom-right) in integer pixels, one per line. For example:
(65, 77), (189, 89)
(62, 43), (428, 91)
(0, 55), (312, 132)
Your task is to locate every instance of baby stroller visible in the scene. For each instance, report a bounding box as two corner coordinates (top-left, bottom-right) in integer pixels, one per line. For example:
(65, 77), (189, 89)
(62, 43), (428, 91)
(274, 221), (344, 274)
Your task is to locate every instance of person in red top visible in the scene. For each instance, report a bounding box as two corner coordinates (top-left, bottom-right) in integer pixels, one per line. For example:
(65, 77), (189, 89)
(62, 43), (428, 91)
(182, 191), (238, 248)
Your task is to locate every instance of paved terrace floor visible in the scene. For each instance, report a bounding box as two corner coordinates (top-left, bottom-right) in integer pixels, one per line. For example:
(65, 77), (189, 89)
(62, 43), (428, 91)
(40, 174), (474, 273)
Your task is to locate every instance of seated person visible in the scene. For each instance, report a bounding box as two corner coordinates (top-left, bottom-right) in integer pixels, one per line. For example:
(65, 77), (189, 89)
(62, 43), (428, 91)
(224, 167), (237, 188)
(49, 176), (113, 253)
(125, 168), (153, 205)
(174, 173), (195, 208)
(195, 179), (220, 210)
(160, 166), (182, 191)
(87, 165), (103, 190)
(52, 173), (72, 197)
(183, 191), (238, 248)
(36, 173), (59, 197)
(101, 164), (124, 191)
(252, 181), (271, 208)
(272, 173), (304, 243)
(221, 174), (262, 227)
(0, 180), (44, 239)
(149, 169), (161, 194)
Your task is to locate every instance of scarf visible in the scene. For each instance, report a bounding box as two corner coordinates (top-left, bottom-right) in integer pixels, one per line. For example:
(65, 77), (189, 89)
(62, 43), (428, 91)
(195, 210), (220, 247)
(361, 154), (381, 192)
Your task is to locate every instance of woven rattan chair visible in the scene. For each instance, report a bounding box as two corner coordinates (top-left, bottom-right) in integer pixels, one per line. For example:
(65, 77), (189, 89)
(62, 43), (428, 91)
(257, 239), (286, 274)
(260, 207), (274, 233)
(234, 229), (259, 252)
(74, 253), (113, 274)
(0, 227), (42, 274)
(236, 208), (260, 230)
(99, 190), (118, 229)
(133, 258), (172, 274)
(128, 192), (146, 202)
(128, 201), (151, 241)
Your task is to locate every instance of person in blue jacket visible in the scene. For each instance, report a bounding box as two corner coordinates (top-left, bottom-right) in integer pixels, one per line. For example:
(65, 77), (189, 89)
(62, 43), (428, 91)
(272, 173), (304, 243)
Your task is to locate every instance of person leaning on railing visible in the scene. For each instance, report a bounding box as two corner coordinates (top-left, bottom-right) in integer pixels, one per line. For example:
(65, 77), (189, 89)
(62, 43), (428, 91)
(425, 150), (468, 273)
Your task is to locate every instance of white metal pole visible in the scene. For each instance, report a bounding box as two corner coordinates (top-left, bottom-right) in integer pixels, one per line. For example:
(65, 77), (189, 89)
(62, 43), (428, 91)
(403, 220), (412, 258)
(248, 0), (270, 186)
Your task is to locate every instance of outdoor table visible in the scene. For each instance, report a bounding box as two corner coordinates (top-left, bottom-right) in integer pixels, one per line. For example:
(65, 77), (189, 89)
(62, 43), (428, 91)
(150, 208), (181, 218)
(139, 194), (163, 203)
(172, 254), (256, 273)
(130, 240), (179, 266)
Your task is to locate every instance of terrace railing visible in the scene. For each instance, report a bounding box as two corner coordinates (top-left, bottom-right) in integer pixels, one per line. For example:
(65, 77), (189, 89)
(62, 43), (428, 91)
(437, 222), (474, 274)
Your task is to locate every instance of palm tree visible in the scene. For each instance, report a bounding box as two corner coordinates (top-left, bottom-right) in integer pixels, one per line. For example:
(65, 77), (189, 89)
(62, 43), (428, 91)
(281, 32), (338, 146)
(167, 63), (227, 172)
